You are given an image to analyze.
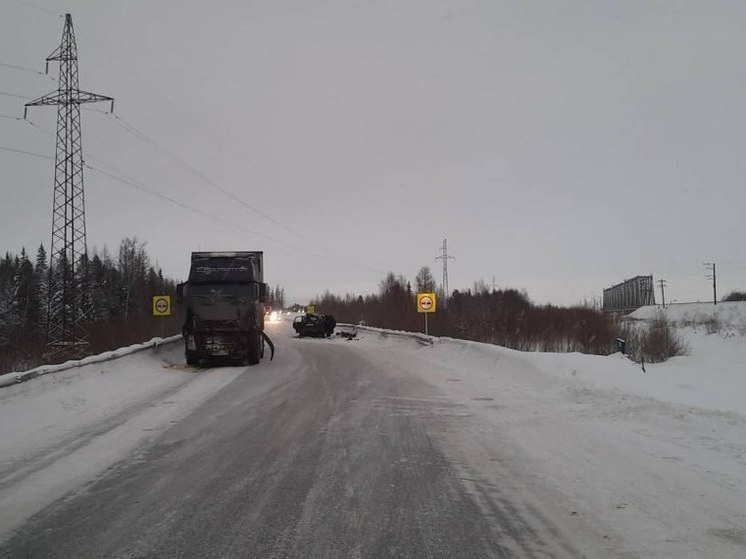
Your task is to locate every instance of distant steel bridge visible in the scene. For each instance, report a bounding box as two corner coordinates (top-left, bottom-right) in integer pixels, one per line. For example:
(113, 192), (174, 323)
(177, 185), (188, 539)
(602, 275), (656, 313)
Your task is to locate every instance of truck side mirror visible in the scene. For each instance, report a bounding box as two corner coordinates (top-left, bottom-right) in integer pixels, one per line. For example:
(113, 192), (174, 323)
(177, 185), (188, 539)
(176, 282), (185, 303)
(258, 283), (268, 303)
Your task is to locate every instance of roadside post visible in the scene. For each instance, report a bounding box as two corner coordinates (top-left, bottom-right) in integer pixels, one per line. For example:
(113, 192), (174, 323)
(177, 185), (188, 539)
(152, 295), (172, 338)
(416, 292), (437, 335)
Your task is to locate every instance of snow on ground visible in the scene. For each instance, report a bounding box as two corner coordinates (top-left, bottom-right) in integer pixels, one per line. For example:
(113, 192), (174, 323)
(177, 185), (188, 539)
(2, 310), (744, 556)
(351, 319), (746, 558)
(0, 335), (182, 386)
(630, 301), (746, 331)
(0, 341), (246, 541)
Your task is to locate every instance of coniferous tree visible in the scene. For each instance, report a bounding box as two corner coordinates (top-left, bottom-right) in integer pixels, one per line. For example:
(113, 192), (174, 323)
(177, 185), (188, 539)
(16, 248), (39, 340)
(0, 253), (21, 347)
(34, 244), (49, 337)
(76, 252), (94, 324)
(1, 239), (184, 371)
(86, 253), (109, 323)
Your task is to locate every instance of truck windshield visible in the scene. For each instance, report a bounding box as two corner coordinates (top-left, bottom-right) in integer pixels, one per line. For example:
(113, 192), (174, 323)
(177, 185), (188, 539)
(188, 257), (258, 284)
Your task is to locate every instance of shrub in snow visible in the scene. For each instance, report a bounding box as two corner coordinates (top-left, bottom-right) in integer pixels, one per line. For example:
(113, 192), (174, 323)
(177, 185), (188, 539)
(621, 313), (687, 364)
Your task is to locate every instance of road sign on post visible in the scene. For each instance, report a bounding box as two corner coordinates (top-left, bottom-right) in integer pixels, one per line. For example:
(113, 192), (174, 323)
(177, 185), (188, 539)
(417, 293), (437, 313)
(416, 292), (437, 335)
(152, 295), (172, 317)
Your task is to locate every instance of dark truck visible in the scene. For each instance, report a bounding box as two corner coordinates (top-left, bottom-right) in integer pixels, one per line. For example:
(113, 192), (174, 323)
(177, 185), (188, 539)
(177, 251), (274, 365)
(292, 313), (336, 338)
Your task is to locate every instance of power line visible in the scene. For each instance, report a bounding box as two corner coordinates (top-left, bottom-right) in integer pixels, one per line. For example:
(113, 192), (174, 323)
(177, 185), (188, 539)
(0, 60), (47, 76)
(0, 90), (32, 100)
(11, 0), (62, 18)
(23, 118), (278, 243)
(82, 162), (371, 271)
(0, 144), (54, 159)
(70, 21), (385, 276)
(0, 60), (58, 84)
(21, 93), (386, 277)
(4, 122), (381, 278)
(25, 119), (55, 136)
(31, 116), (280, 242)
(106, 113), (308, 240)
(73, 22), (240, 157)
(97, 112), (385, 275)
(84, 163), (278, 244)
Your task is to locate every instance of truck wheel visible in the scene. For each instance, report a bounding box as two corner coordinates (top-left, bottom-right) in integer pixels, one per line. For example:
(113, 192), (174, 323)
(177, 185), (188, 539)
(246, 331), (261, 365)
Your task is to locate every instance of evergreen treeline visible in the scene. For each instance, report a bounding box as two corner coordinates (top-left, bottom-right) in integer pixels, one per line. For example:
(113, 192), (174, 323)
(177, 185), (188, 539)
(312, 267), (619, 355)
(266, 285), (286, 310)
(0, 238), (182, 372)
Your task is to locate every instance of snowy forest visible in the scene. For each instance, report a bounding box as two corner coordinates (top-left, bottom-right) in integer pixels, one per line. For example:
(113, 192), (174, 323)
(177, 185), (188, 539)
(0, 238), (289, 373)
(0, 238), (181, 372)
(313, 267), (625, 356)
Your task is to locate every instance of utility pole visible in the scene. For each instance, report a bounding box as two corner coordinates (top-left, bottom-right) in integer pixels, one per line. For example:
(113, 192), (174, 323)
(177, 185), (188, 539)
(25, 13), (114, 360)
(490, 275), (498, 293)
(657, 278), (667, 309)
(704, 263), (717, 305)
(435, 238), (455, 307)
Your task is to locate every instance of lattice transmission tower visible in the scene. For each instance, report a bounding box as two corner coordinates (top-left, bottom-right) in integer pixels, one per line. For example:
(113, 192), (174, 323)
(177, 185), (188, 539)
(25, 13), (114, 359)
(435, 238), (455, 306)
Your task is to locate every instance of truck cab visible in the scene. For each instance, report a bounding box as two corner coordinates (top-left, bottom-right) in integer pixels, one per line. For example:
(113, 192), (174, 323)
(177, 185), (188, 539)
(178, 251), (273, 365)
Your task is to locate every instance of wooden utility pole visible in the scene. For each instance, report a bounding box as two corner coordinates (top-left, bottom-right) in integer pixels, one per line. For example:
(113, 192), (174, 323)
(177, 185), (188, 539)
(657, 278), (667, 308)
(704, 263), (717, 305)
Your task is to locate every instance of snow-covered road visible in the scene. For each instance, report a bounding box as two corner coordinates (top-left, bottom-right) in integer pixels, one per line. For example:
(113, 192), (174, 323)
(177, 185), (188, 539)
(0, 342), (246, 543)
(380, 334), (746, 558)
(1, 317), (745, 557)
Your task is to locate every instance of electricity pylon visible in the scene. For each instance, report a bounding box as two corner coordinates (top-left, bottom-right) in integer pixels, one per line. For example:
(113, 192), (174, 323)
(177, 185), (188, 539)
(25, 13), (114, 360)
(436, 238), (455, 307)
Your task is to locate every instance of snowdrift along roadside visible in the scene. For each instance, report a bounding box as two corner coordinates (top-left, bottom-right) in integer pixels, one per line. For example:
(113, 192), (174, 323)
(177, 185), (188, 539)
(344, 321), (746, 417)
(350, 326), (746, 558)
(0, 341), (247, 542)
(630, 301), (746, 330)
(0, 335), (182, 389)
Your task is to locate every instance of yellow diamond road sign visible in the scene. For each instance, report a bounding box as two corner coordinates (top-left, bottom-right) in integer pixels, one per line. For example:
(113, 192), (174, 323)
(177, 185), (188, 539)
(417, 292), (437, 313)
(152, 295), (171, 317)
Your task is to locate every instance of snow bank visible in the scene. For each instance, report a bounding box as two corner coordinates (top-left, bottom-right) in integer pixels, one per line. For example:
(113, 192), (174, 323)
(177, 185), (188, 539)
(630, 301), (746, 330)
(349, 322), (746, 417)
(351, 325), (746, 558)
(339, 323), (435, 346)
(0, 335), (182, 389)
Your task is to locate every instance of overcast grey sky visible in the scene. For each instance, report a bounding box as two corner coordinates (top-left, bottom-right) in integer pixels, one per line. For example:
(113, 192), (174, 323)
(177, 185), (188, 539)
(2, 0), (745, 305)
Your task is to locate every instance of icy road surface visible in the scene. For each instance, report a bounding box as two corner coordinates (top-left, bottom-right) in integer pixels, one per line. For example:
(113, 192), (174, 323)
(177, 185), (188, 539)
(1, 319), (745, 558)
